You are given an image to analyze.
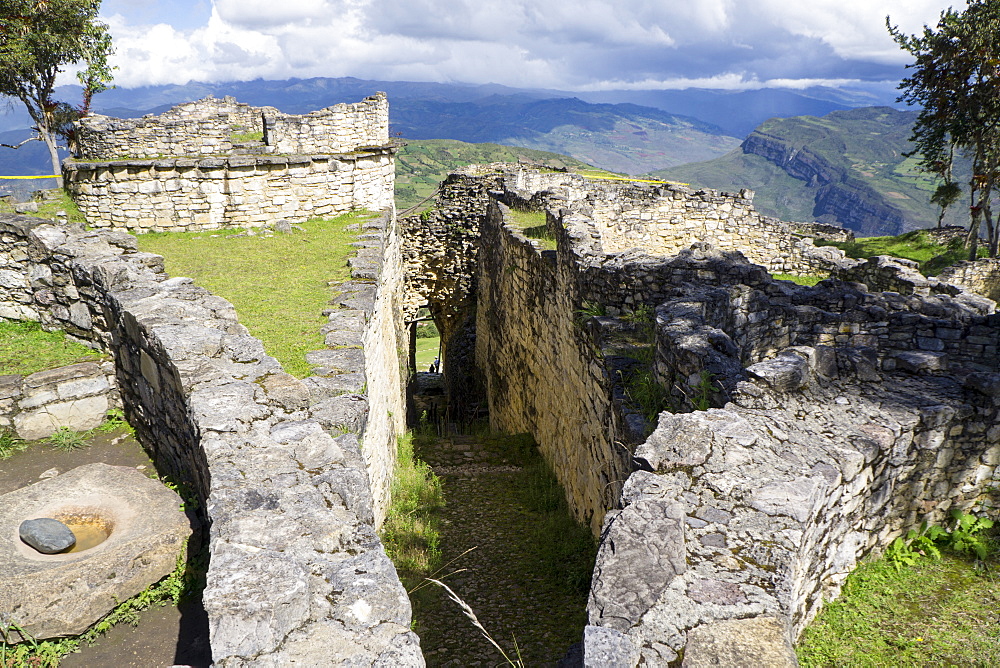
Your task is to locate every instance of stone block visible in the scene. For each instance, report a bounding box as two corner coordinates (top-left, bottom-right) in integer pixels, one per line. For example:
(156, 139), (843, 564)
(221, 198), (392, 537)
(0, 464), (189, 640)
(682, 616), (796, 668)
(14, 395), (109, 440)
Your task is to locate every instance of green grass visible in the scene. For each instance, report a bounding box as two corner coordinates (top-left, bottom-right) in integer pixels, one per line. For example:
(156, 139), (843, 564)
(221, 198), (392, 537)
(772, 273), (824, 286)
(507, 209), (557, 251)
(819, 229), (985, 276)
(230, 131), (264, 142)
(0, 188), (87, 225)
(380, 432), (445, 586)
(136, 213), (364, 378)
(45, 426), (90, 451)
(0, 319), (106, 376)
(797, 547), (1000, 667)
(415, 336), (440, 371)
(0, 430), (27, 460)
(653, 107), (973, 234)
(478, 431), (597, 596)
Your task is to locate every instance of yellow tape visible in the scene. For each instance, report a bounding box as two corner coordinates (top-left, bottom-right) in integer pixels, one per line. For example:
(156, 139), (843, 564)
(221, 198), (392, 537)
(0, 174), (60, 179)
(579, 172), (688, 186)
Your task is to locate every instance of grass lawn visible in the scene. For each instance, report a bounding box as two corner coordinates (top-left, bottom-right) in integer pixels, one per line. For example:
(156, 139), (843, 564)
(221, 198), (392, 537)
(507, 208), (557, 251)
(797, 549), (1000, 667)
(415, 336), (440, 371)
(771, 273), (824, 286)
(819, 230), (985, 276)
(0, 320), (106, 376)
(136, 213), (366, 378)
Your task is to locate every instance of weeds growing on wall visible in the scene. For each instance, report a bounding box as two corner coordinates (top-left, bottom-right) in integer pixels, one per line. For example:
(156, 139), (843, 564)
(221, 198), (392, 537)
(506, 208), (556, 251)
(137, 211), (366, 378)
(229, 130), (264, 142)
(0, 319), (106, 376)
(796, 518), (1000, 667)
(380, 432), (445, 586)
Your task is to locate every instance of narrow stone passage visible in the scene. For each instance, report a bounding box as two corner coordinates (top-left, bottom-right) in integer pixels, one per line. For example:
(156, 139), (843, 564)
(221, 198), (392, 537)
(410, 433), (593, 667)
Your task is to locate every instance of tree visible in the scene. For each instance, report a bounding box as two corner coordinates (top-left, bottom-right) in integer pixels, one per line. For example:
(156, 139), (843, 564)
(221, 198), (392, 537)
(889, 1), (1000, 258)
(0, 0), (114, 188)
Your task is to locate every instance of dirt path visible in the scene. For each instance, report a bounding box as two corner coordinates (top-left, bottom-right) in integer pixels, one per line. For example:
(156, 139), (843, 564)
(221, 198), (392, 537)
(411, 434), (591, 667)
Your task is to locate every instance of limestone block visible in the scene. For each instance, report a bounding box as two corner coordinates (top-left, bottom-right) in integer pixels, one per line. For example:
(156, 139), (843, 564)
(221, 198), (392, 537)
(582, 625), (640, 667)
(14, 395), (109, 440)
(682, 616), (796, 668)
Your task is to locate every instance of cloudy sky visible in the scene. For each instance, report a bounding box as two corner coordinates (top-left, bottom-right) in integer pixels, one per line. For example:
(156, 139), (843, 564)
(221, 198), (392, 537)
(91, 0), (956, 91)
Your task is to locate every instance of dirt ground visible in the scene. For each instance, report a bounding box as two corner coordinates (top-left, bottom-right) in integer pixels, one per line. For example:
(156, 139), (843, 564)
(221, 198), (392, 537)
(1, 430), (212, 667)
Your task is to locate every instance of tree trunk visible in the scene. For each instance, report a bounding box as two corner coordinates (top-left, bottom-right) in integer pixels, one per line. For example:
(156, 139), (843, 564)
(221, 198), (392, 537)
(40, 130), (63, 189)
(967, 182), (981, 261)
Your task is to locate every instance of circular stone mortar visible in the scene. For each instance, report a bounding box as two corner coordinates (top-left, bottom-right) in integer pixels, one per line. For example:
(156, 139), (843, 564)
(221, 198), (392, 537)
(0, 463), (191, 640)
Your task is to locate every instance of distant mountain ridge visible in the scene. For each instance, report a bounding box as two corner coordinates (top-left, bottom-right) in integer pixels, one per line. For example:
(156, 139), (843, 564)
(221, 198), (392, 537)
(652, 106), (966, 236)
(0, 76), (904, 178)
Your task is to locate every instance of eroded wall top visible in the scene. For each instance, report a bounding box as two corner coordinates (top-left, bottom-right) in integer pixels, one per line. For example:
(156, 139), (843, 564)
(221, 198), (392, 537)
(73, 92), (389, 160)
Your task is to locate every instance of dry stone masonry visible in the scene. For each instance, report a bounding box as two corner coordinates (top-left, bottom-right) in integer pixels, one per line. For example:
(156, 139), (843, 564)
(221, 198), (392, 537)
(401, 164), (1000, 666)
(63, 94), (394, 233)
(0, 211), (421, 665)
(0, 361), (119, 440)
(5, 81), (1000, 664)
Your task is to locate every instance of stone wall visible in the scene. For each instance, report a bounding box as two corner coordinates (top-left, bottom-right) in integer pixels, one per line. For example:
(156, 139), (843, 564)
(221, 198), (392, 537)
(476, 201), (631, 534)
(575, 180), (841, 275)
(587, 341), (1000, 664)
(0, 361), (119, 440)
(73, 94), (387, 160)
(267, 94), (390, 155)
(939, 257), (1000, 303)
(63, 150), (396, 233)
(401, 173), (498, 413)
(405, 164), (1000, 666)
(0, 212), (421, 665)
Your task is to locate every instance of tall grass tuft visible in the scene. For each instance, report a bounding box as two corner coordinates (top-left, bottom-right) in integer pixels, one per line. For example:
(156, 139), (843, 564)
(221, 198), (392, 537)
(380, 433), (445, 583)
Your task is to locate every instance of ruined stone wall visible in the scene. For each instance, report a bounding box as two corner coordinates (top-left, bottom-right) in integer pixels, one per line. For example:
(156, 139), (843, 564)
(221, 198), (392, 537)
(476, 201), (631, 534)
(0, 361), (119, 440)
(63, 150), (396, 233)
(74, 96), (269, 160)
(407, 165), (999, 666)
(0, 213), (421, 665)
(579, 182), (833, 274)
(73, 94), (387, 160)
(267, 94), (390, 154)
(939, 257), (1000, 303)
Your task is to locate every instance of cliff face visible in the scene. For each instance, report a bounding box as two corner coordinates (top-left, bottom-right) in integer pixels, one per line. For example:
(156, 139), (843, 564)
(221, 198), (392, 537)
(740, 129), (908, 235)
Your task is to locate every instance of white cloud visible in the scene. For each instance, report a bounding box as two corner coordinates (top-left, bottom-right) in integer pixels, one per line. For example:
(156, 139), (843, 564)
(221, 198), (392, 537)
(93, 0), (956, 90)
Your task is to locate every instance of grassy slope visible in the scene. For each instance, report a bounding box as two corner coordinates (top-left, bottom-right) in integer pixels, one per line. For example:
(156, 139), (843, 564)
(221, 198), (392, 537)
(652, 149), (817, 221)
(651, 107), (969, 230)
(392, 97), (741, 176)
(395, 139), (594, 212)
(136, 213), (362, 378)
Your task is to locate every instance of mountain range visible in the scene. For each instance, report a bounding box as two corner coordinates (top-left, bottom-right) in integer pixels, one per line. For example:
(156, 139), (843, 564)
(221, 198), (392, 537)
(1, 76), (947, 234)
(0, 76), (901, 176)
(651, 106), (960, 236)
